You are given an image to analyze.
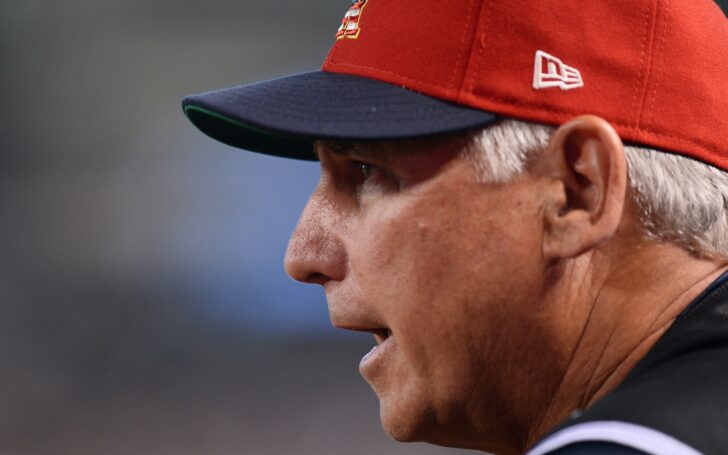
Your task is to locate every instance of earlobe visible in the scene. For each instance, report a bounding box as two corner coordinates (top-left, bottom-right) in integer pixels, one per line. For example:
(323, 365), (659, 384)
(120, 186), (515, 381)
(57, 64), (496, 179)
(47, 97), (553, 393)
(542, 116), (628, 260)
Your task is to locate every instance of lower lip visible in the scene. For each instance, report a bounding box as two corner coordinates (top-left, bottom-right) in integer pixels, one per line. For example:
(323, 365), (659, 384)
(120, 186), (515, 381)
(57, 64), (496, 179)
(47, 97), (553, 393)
(359, 336), (395, 378)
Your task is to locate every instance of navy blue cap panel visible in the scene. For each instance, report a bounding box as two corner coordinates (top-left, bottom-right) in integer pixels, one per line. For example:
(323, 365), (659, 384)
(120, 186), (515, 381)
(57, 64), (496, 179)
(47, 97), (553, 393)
(182, 71), (498, 160)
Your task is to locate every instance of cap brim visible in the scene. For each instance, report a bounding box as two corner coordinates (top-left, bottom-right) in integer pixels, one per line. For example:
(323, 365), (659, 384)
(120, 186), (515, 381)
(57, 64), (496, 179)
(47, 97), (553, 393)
(182, 71), (497, 161)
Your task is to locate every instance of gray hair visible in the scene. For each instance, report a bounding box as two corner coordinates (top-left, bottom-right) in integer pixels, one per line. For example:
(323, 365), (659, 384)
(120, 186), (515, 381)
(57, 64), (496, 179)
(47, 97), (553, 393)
(469, 119), (728, 260)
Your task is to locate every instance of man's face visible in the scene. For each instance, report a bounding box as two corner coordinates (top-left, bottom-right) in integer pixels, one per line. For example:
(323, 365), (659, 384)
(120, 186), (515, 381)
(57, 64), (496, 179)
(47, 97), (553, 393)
(285, 133), (570, 451)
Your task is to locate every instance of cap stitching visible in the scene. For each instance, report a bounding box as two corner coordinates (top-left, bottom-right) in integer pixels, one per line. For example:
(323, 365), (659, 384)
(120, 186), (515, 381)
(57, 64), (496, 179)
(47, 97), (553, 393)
(214, 90), (446, 106)
(628, 0), (654, 131)
(209, 99), (476, 121)
(468, 0), (494, 96)
(212, 94), (468, 115)
(645, 0), (671, 137)
(215, 105), (463, 122)
(449, 0), (481, 94)
(634, 0), (661, 132)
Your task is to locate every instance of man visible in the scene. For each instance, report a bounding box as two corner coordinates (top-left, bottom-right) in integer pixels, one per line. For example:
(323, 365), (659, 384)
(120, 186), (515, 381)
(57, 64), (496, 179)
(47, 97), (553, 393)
(182, 0), (728, 453)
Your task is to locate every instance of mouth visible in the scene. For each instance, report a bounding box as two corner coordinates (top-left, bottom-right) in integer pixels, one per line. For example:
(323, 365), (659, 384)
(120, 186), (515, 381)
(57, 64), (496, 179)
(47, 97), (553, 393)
(331, 321), (395, 374)
(333, 325), (393, 359)
(372, 328), (392, 345)
(359, 327), (395, 378)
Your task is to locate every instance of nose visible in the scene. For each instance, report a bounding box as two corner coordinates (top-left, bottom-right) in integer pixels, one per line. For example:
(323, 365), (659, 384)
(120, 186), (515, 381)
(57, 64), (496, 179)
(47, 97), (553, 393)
(284, 185), (347, 285)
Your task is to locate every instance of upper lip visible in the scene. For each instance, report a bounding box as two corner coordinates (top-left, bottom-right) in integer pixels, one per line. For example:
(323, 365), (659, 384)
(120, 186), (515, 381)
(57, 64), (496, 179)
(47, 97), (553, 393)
(326, 290), (391, 344)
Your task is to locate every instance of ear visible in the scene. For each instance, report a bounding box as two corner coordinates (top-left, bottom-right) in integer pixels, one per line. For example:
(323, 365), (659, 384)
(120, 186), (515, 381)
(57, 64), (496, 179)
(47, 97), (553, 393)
(541, 115), (628, 259)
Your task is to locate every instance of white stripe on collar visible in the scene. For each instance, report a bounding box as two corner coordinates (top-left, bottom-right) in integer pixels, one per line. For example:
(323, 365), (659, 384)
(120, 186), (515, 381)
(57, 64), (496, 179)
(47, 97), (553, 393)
(526, 421), (703, 455)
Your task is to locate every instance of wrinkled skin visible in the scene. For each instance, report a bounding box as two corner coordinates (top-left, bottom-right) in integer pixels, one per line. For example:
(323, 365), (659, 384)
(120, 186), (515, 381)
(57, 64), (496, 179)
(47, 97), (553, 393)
(283, 129), (570, 452)
(284, 117), (728, 453)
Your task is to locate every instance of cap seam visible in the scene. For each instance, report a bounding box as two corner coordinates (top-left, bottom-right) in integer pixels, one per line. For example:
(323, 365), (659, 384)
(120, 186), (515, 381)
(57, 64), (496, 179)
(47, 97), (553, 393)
(189, 103), (481, 124)
(453, 0), (486, 101)
(634, 0), (661, 132)
(209, 91), (460, 110)
(628, 0), (655, 131)
(465, 0), (494, 97)
(644, 0), (671, 138)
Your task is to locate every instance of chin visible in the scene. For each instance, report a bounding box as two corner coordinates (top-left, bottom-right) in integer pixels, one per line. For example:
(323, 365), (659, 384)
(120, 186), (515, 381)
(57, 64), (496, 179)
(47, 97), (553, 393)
(378, 394), (437, 443)
(378, 392), (502, 453)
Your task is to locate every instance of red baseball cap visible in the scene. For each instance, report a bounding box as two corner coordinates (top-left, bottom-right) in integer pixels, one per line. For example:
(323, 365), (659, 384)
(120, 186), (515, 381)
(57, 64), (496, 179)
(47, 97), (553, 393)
(182, 0), (728, 170)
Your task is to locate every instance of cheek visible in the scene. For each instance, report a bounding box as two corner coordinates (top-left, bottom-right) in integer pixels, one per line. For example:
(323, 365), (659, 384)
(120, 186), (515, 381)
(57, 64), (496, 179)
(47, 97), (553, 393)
(348, 186), (569, 442)
(351, 188), (547, 332)
(350, 192), (542, 373)
(349, 198), (459, 310)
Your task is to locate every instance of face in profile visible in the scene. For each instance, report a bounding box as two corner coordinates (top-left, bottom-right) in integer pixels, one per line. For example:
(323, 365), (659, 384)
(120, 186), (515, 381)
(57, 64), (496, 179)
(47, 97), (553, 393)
(284, 133), (572, 452)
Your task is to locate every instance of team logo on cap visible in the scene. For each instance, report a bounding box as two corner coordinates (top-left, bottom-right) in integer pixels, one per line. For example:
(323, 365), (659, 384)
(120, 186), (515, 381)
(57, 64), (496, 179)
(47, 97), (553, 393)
(336, 0), (368, 40)
(533, 50), (584, 90)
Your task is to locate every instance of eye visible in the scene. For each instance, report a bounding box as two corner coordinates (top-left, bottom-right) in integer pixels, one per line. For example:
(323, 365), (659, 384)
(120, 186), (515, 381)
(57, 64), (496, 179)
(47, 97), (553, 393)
(359, 161), (374, 180)
(350, 160), (377, 180)
(349, 159), (402, 193)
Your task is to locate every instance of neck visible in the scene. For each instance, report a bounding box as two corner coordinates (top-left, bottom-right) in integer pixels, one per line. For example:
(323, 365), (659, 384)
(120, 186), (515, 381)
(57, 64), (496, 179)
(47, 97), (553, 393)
(527, 241), (728, 449)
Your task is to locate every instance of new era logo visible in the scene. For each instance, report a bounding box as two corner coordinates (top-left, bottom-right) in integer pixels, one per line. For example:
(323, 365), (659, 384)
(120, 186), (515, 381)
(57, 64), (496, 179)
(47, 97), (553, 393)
(533, 50), (584, 91)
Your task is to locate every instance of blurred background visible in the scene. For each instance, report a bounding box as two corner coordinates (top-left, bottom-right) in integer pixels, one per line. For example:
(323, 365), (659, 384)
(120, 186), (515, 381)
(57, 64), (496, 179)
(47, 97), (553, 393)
(1, 1), (726, 454)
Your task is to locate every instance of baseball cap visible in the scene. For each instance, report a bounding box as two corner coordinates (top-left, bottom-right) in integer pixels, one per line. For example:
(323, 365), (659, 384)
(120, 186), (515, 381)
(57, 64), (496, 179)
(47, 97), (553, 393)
(182, 0), (728, 170)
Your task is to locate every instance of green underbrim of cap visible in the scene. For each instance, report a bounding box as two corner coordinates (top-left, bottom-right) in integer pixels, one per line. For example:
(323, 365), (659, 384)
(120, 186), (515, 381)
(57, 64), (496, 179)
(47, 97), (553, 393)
(183, 105), (316, 161)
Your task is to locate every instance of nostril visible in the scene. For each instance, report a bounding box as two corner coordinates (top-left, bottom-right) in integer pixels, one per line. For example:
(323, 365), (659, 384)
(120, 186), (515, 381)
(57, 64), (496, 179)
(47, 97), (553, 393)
(283, 250), (334, 285)
(306, 272), (329, 286)
(284, 230), (347, 284)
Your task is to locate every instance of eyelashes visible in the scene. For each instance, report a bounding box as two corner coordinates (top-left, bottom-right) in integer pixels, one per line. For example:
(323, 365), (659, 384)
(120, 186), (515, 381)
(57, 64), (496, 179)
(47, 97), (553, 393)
(352, 160), (388, 184)
(357, 161), (375, 180)
(351, 160), (408, 195)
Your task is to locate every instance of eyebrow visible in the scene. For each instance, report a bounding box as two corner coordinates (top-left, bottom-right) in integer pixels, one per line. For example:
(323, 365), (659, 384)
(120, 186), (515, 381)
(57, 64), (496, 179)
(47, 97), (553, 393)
(314, 140), (391, 160)
(313, 131), (474, 161)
